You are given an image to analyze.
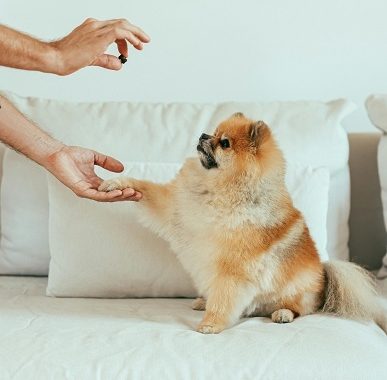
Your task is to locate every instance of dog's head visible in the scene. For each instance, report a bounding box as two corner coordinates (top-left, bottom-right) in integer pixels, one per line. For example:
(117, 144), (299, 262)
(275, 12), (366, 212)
(197, 113), (283, 176)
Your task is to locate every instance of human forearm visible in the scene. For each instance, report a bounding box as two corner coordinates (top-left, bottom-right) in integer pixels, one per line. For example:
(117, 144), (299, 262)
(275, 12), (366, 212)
(0, 95), (141, 202)
(0, 95), (64, 166)
(0, 25), (58, 73)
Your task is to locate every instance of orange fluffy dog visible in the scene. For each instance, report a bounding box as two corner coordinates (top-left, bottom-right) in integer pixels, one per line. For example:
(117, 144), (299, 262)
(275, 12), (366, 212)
(99, 113), (386, 334)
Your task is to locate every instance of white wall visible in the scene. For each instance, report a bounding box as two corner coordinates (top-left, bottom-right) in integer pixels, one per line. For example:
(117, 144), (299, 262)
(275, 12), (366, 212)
(1, 0), (387, 132)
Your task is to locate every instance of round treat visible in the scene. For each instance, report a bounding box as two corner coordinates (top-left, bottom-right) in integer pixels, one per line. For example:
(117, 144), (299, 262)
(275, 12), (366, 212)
(118, 54), (127, 64)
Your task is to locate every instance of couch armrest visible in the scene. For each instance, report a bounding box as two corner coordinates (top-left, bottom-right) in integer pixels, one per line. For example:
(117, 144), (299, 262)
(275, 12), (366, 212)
(348, 132), (386, 269)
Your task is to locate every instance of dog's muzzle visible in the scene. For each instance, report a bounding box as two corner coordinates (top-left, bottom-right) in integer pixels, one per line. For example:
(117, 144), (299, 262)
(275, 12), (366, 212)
(197, 134), (218, 169)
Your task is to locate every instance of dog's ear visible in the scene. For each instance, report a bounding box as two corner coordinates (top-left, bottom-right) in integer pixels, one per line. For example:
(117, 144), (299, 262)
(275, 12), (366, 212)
(249, 121), (269, 146)
(232, 112), (244, 118)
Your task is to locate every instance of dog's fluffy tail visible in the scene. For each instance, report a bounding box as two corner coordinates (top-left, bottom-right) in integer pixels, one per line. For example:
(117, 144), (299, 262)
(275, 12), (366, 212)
(322, 260), (387, 333)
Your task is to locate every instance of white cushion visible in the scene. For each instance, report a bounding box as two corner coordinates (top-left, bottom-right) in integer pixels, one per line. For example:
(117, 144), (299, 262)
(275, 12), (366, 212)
(0, 143), (5, 235)
(286, 166), (330, 262)
(1, 276), (386, 379)
(0, 143), (4, 173)
(366, 95), (387, 133)
(0, 91), (354, 276)
(47, 163), (330, 297)
(0, 143), (4, 180)
(365, 95), (387, 278)
(48, 162), (195, 298)
(0, 150), (49, 274)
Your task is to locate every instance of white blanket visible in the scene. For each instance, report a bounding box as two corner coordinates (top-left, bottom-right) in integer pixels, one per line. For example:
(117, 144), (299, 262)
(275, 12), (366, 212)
(0, 276), (386, 380)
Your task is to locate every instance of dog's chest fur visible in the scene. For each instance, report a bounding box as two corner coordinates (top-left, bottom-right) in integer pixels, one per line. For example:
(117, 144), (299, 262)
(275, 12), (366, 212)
(163, 161), (286, 297)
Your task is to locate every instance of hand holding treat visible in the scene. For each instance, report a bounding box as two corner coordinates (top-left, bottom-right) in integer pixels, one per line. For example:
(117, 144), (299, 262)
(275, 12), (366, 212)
(0, 18), (150, 75)
(48, 18), (150, 75)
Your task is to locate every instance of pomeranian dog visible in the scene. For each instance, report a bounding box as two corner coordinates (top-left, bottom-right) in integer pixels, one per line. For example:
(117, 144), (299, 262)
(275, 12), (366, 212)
(99, 113), (386, 334)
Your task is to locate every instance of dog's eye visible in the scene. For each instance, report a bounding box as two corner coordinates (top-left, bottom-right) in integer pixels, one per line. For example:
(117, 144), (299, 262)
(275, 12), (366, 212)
(220, 139), (230, 149)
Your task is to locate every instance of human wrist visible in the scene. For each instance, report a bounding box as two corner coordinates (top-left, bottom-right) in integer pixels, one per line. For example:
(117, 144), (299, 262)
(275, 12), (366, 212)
(34, 138), (66, 169)
(41, 41), (66, 75)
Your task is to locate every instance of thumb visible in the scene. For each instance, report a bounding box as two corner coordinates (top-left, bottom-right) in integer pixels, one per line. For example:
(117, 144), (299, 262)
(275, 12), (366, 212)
(90, 54), (122, 70)
(94, 152), (124, 173)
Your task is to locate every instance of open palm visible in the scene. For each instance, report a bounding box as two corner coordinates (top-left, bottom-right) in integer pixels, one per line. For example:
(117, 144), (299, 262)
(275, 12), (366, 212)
(46, 146), (142, 202)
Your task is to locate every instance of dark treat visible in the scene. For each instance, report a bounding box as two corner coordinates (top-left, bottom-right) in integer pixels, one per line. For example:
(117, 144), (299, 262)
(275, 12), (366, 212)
(118, 54), (127, 64)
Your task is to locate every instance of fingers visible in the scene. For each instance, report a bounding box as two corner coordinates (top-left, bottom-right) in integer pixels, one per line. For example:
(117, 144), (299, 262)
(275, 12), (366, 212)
(100, 18), (151, 43)
(93, 152), (124, 172)
(96, 20), (149, 51)
(121, 188), (143, 201)
(107, 28), (144, 51)
(91, 54), (122, 70)
(115, 39), (128, 57)
(79, 188), (142, 202)
(102, 188), (142, 202)
(81, 18), (150, 45)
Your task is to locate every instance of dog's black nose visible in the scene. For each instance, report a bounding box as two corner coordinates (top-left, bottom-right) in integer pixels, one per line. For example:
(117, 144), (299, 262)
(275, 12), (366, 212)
(200, 133), (211, 141)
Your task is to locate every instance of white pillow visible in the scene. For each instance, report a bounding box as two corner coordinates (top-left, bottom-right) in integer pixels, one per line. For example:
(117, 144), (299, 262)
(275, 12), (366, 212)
(0, 91), (354, 275)
(0, 143), (5, 235)
(47, 162), (330, 298)
(0, 150), (49, 274)
(366, 95), (387, 278)
(285, 166), (330, 263)
(0, 143), (4, 180)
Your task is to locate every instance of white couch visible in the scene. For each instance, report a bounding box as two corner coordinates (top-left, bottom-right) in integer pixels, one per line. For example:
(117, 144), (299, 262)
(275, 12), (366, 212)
(0, 126), (386, 379)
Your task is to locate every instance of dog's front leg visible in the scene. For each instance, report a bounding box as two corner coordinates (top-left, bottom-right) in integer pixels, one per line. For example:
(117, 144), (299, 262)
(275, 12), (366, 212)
(197, 276), (256, 334)
(99, 177), (174, 235)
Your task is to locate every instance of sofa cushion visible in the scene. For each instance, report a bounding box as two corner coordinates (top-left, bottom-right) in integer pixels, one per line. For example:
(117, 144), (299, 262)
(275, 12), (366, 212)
(47, 163), (330, 297)
(0, 276), (386, 380)
(0, 142), (5, 236)
(0, 149), (49, 274)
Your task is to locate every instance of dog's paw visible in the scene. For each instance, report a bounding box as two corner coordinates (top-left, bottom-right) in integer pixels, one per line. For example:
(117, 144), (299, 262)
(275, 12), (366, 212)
(271, 309), (294, 324)
(192, 297), (206, 311)
(196, 322), (224, 334)
(98, 178), (128, 192)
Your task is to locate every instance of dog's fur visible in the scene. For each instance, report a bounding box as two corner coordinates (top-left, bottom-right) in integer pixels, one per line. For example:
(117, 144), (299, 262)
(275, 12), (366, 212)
(99, 113), (387, 334)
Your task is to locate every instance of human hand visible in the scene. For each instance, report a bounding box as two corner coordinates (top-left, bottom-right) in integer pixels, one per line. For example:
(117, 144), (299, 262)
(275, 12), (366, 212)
(45, 145), (142, 202)
(48, 18), (150, 75)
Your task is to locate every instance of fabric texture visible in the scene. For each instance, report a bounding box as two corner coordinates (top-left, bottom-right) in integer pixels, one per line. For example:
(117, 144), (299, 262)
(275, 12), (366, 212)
(0, 91), (354, 276)
(47, 163), (330, 298)
(365, 95), (387, 278)
(0, 149), (49, 274)
(366, 95), (387, 133)
(0, 276), (386, 380)
(0, 143), (5, 236)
